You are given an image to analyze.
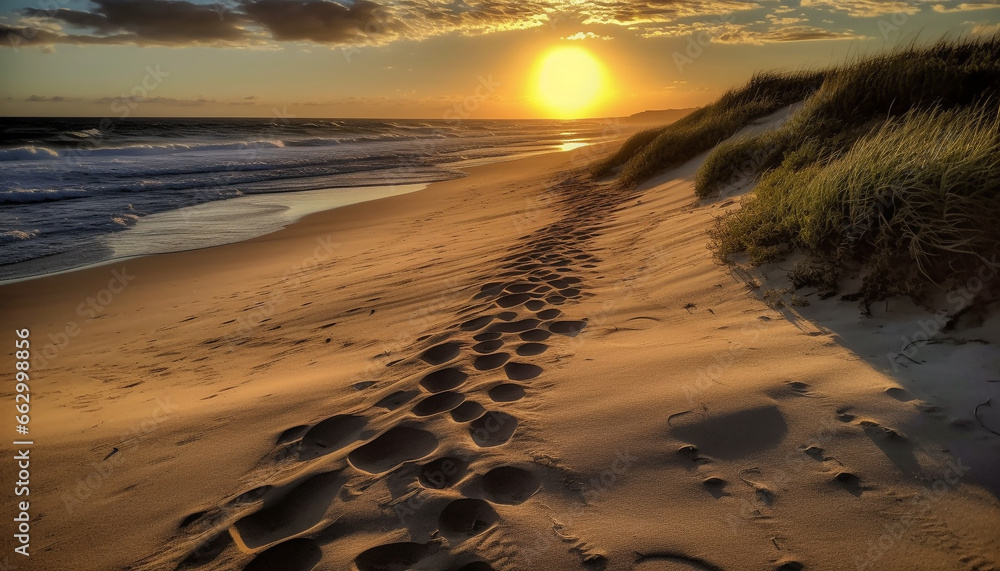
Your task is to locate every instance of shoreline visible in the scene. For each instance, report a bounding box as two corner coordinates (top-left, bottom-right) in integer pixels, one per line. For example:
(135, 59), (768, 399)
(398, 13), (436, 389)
(3, 136), (997, 570)
(0, 140), (611, 285)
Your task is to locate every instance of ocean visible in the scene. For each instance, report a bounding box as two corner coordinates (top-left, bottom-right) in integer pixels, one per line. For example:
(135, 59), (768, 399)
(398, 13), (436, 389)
(0, 117), (615, 282)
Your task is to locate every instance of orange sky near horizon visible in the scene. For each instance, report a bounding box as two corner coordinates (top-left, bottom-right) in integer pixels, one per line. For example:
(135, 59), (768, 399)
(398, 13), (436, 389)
(1, 0), (998, 119)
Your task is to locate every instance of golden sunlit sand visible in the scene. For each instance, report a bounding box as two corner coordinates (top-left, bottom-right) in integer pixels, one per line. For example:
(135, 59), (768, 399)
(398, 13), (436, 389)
(4, 119), (998, 569)
(3, 2), (1000, 568)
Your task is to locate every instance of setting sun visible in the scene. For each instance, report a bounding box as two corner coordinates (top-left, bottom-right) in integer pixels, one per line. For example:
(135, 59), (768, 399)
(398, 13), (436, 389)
(534, 46), (609, 119)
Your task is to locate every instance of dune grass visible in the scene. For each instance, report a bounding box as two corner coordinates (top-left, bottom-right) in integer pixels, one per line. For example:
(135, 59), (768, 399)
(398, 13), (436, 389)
(589, 71), (825, 185)
(710, 105), (1000, 301)
(696, 37), (1000, 199)
(598, 36), (1000, 303)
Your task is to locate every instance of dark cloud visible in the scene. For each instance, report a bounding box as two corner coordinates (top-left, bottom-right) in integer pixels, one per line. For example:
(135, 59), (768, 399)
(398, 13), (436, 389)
(1, 0), (969, 49)
(23, 8), (120, 34)
(241, 0), (394, 43)
(1, 23), (137, 47)
(17, 0), (250, 46)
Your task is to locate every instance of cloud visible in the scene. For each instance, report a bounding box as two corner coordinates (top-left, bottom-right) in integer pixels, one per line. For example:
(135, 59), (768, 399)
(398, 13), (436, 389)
(24, 0), (251, 45)
(562, 31), (612, 40)
(0, 0), (953, 50)
(580, 0), (763, 26)
(933, 2), (1000, 12)
(638, 20), (862, 44)
(26, 94), (83, 102)
(969, 21), (1000, 34)
(799, 0), (923, 17)
(241, 0), (392, 44)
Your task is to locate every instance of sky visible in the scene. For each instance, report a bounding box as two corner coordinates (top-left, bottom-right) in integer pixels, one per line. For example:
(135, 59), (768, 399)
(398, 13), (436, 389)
(0, 0), (998, 119)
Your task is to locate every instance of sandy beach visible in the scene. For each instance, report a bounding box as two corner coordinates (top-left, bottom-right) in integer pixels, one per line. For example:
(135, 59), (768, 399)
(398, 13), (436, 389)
(3, 132), (998, 571)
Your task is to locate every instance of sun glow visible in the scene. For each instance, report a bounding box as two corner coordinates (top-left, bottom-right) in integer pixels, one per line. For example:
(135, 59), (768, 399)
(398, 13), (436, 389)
(534, 46), (608, 119)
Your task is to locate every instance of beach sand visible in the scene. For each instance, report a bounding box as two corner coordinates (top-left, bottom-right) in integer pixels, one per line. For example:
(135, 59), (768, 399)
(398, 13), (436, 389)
(3, 138), (999, 571)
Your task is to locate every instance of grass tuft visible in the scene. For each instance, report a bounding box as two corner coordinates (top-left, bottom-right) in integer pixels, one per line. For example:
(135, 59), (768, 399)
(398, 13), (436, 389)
(600, 35), (1000, 303)
(590, 71), (824, 183)
(710, 104), (1000, 300)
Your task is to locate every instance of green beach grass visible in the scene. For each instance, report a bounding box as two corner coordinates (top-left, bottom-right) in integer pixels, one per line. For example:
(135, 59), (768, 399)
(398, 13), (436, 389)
(598, 36), (1000, 303)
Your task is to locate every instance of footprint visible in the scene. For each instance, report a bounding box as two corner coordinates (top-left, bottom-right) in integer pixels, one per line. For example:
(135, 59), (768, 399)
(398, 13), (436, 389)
(419, 456), (469, 489)
(536, 309), (562, 320)
(496, 293), (531, 308)
(243, 538), (322, 571)
(833, 471), (863, 496)
(473, 331), (502, 342)
(420, 342), (463, 365)
(178, 510), (207, 529)
(519, 329), (552, 342)
(354, 542), (437, 571)
(516, 342), (548, 356)
(481, 466), (540, 505)
(803, 445), (826, 461)
(488, 383), (526, 402)
(375, 390), (420, 410)
(885, 387), (914, 402)
(702, 476), (729, 499)
(488, 319), (541, 333)
(505, 283), (536, 293)
(504, 362), (543, 381)
(275, 425), (309, 445)
(469, 412), (518, 447)
(474, 283), (505, 299)
(669, 405), (787, 460)
(451, 401), (486, 422)
(420, 368), (468, 393)
(633, 552), (722, 570)
(460, 315), (495, 331)
(474, 353), (511, 371)
(438, 498), (499, 539)
(232, 471), (344, 549)
(472, 340), (504, 354)
(298, 415), (367, 460)
(549, 320), (587, 337)
(348, 427), (439, 474)
(412, 391), (466, 417)
(177, 532), (232, 567)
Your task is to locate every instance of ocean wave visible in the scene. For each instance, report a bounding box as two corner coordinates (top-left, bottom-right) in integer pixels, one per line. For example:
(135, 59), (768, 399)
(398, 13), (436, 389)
(83, 139), (287, 157)
(0, 188), (90, 204)
(0, 146), (61, 161)
(0, 229), (40, 241)
(65, 128), (102, 139)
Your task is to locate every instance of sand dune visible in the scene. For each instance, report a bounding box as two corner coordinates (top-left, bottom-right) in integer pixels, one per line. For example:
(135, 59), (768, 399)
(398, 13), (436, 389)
(2, 139), (998, 570)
